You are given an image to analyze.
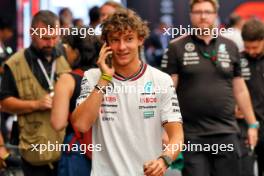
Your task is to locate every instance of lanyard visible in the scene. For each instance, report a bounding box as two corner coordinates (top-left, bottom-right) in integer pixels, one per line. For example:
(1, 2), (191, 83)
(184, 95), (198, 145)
(37, 58), (56, 92)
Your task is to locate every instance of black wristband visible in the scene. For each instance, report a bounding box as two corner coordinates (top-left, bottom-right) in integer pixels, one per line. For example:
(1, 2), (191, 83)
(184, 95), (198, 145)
(158, 155), (173, 168)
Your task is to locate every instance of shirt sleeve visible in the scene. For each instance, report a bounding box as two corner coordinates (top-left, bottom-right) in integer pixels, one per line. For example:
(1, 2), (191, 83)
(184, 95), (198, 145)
(161, 42), (179, 75)
(0, 65), (19, 100)
(160, 76), (182, 124)
(76, 71), (94, 106)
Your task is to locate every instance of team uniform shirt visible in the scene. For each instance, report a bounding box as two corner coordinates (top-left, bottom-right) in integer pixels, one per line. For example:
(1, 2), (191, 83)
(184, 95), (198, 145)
(76, 63), (182, 176)
(162, 35), (241, 136)
(240, 52), (264, 121)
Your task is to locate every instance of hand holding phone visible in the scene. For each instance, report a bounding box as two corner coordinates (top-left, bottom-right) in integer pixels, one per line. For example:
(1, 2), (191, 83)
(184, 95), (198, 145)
(97, 43), (115, 77)
(105, 52), (112, 68)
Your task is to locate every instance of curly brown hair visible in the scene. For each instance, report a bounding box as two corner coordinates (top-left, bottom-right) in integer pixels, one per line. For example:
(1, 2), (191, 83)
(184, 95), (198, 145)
(101, 1), (123, 10)
(101, 9), (149, 42)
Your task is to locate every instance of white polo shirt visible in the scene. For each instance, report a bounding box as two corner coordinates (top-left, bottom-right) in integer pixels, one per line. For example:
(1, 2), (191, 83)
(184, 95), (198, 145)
(76, 63), (182, 176)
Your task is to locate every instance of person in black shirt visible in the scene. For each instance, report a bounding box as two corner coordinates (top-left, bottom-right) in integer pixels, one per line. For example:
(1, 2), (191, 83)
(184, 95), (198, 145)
(240, 18), (264, 176)
(162, 0), (258, 176)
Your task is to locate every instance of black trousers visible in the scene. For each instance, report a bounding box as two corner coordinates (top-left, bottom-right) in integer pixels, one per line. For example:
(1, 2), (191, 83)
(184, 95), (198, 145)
(255, 120), (264, 176)
(21, 158), (58, 176)
(237, 119), (255, 176)
(182, 134), (241, 176)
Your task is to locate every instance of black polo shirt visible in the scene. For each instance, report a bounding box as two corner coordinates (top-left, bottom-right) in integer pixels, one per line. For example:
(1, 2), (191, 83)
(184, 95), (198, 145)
(0, 45), (65, 100)
(162, 35), (241, 136)
(240, 52), (264, 121)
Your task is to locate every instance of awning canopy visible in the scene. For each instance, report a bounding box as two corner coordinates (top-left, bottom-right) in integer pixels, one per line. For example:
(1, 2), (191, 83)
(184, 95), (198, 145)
(234, 2), (264, 21)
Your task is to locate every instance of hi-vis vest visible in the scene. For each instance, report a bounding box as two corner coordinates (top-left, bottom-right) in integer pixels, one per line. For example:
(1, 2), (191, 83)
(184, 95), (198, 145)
(6, 49), (71, 166)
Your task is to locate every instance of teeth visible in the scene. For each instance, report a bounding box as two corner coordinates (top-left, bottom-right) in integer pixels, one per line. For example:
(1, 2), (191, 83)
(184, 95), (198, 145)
(118, 53), (128, 56)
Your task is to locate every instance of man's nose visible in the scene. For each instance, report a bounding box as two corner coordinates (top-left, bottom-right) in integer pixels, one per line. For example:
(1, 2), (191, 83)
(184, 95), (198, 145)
(118, 40), (126, 50)
(46, 39), (56, 47)
(248, 50), (255, 56)
(200, 13), (207, 20)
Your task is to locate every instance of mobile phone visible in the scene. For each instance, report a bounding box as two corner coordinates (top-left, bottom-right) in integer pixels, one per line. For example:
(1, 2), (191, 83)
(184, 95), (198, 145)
(105, 42), (112, 68)
(106, 53), (112, 68)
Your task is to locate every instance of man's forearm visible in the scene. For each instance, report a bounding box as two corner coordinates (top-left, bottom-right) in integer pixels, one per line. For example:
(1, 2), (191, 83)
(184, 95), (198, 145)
(72, 79), (109, 132)
(162, 137), (182, 161)
(233, 78), (257, 124)
(235, 89), (256, 124)
(162, 122), (184, 161)
(1, 97), (38, 115)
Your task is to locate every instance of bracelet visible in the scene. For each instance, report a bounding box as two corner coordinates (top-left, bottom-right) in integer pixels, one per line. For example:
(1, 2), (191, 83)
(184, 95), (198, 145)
(2, 153), (10, 160)
(158, 155), (173, 168)
(248, 121), (260, 129)
(94, 84), (106, 94)
(101, 73), (112, 82)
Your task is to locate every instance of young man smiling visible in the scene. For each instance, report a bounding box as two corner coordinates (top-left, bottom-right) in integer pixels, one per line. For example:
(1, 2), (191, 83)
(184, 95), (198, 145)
(72, 9), (183, 176)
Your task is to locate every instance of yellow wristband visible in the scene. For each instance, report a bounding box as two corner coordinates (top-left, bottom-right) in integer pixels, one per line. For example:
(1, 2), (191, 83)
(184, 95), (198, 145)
(101, 73), (112, 82)
(2, 153), (10, 160)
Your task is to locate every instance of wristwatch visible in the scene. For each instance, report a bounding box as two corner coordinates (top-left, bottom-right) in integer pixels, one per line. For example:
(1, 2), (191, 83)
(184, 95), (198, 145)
(248, 121), (260, 129)
(158, 155), (173, 168)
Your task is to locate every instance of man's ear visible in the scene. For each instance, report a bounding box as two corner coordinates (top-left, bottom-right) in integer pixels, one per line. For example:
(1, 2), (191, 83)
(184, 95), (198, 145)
(138, 37), (144, 46)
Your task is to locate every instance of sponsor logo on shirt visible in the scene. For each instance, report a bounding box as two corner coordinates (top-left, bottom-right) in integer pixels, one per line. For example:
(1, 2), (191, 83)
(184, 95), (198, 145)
(103, 96), (117, 103)
(183, 42), (200, 65)
(144, 81), (153, 93)
(172, 102), (179, 107)
(173, 108), (181, 113)
(102, 117), (115, 121)
(240, 58), (251, 80)
(218, 43), (227, 53)
(141, 92), (156, 95)
(101, 104), (118, 107)
(240, 58), (249, 67)
(217, 43), (231, 68)
(171, 97), (178, 101)
(220, 62), (230, 68)
(140, 97), (158, 103)
(185, 42), (195, 52)
(143, 111), (155, 119)
(139, 106), (157, 110)
(183, 50), (200, 66)
(100, 109), (117, 114)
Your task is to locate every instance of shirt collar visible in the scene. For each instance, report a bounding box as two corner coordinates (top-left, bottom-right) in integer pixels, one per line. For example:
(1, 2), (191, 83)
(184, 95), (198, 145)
(113, 62), (147, 81)
(191, 34), (217, 46)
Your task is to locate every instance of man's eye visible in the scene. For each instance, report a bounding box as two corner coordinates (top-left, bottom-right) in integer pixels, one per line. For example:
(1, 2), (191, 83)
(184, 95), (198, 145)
(127, 37), (133, 41)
